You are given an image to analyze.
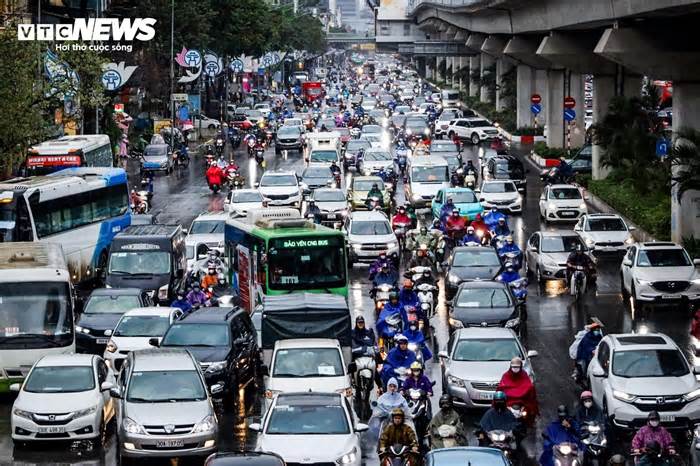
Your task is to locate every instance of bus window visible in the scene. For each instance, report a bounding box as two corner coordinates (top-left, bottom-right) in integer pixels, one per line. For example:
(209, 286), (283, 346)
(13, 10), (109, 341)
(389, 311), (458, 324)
(267, 236), (346, 290)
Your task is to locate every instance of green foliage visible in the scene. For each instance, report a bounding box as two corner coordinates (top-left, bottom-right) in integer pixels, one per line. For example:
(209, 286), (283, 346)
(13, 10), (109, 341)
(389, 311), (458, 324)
(588, 176), (671, 240)
(513, 126), (544, 136)
(532, 141), (577, 159)
(683, 236), (700, 259)
(669, 128), (700, 202)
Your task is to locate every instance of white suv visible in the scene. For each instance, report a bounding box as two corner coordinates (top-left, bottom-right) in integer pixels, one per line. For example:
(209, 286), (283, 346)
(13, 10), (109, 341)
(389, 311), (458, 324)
(344, 210), (399, 266)
(446, 117), (500, 145)
(257, 171), (303, 209)
(538, 184), (588, 223)
(620, 242), (700, 308)
(588, 333), (700, 431)
(574, 213), (635, 252)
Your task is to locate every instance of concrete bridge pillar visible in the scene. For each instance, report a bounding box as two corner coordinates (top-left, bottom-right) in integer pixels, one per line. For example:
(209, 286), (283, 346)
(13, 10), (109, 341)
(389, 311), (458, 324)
(568, 73), (586, 148)
(469, 55), (480, 97)
(496, 58), (514, 111)
(446, 57), (454, 86)
(516, 64), (534, 129)
(592, 75), (615, 180)
(456, 57), (465, 91)
(425, 58), (434, 81)
(535, 69), (548, 127)
(480, 53), (495, 103)
(671, 82), (700, 242)
(545, 69), (565, 148)
(437, 56), (445, 82)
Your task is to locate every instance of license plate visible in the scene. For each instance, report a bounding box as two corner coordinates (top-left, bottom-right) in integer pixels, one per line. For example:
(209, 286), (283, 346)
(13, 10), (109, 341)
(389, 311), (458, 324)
(38, 426), (66, 434)
(96, 338), (109, 344)
(479, 391), (495, 400)
(662, 294), (680, 300)
(661, 415), (675, 422)
(327, 214), (337, 220)
(157, 439), (184, 448)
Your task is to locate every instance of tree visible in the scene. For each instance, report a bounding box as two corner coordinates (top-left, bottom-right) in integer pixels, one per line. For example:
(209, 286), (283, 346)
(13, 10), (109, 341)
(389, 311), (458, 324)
(670, 128), (700, 202)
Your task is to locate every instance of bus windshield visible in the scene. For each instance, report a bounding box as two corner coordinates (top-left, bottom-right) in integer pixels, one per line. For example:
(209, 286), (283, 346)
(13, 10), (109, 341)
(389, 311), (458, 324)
(0, 282), (72, 349)
(108, 251), (171, 275)
(267, 236), (346, 290)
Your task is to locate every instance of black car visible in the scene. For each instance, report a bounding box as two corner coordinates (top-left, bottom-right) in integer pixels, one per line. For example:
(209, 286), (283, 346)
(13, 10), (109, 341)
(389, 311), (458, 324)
(404, 116), (430, 138)
(205, 452), (286, 466)
(446, 246), (503, 300)
(448, 280), (523, 335)
(157, 307), (260, 407)
(484, 155), (527, 193)
(301, 165), (335, 190)
(568, 144), (592, 175)
(76, 288), (153, 353)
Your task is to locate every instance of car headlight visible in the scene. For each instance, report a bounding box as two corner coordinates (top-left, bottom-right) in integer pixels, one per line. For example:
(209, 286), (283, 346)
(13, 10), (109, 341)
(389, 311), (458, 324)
(448, 317), (463, 329)
(406, 128), (412, 135)
(579, 203), (587, 210)
(585, 238), (595, 247)
(635, 278), (651, 286)
(516, 194), (523, 203)
(505, 317), (520, 328)
(542, 259), (560, 269)
(337, 447), (358, 465)
(106, 340), (118, 353)
(123, 417), (147, 435)
(75, 325), (90, 334)
(412, 193), (422, 201)
(387, 242), (398, 249)
(192, 415), (217, 433)
(685, 388), (700, 402)
(13, 408), (33, 420)
(158, 284), (169, 301)
(612, 390), (637, 402)
(74, 405), (98, 418)
(447, 374), (465, 388)
(625, 236), (635, 245)
(548, 202), (557, 211)
(423, 128), (430, 135)
(448, 274), (461, 284)
(205, 361), (227, 374)
(352, 243), (363, 251)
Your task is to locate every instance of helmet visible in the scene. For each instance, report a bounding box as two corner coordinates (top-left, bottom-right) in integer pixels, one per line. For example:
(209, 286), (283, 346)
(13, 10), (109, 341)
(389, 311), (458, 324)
(439, 394), (453, 409)
(452, 208), (460, 215)
(609, 455), (626, 466)
(493, 391), (507, 402)
(395, 334), (408, 344)
(510, 356), (523, 367)
(410, 361), (422, 371)
(467, 226), (475, 233)
(498, 217), (506, 223)
(308, 199), (315, 205)
(491, 207), (498, 213)
(648, 410), (660, 421)
(557, 404), (569, 418)
(403, 279), (413, 289)
(389, 291), (399, 302)
(580, 391), (593, 401)
(355, 315), (365, 324)
(372, 183), (378, 190)
(505, 261), (514, 271)
(576, 244), (584, 253)
(505, 236), (513, 244)
(420, 226), (428, 235)
(391, 408), (405, 419)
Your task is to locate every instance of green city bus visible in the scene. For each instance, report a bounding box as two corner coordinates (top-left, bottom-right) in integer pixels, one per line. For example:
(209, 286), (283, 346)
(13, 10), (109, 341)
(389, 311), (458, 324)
(225, 208), (348, 312)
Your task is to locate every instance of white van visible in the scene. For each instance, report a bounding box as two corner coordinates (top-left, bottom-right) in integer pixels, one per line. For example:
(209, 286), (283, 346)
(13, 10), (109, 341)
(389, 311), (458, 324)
(406, 156), (451, 208)
(305, 131), (341, 165)
(441, 89), (461, 108)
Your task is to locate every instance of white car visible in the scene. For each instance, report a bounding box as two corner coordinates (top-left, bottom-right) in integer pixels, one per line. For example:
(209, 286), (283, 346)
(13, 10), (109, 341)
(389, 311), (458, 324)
(588, 333), (700, 430)
(479, 180), (523, 213)
(257, 170), (303, 209)
(11, 354), (115, 446)
(620, 242), (700, 308)
(192, 114), (221, 129)
(309, 188), (349, 225)
(447, 117), (500, 145)
(538, 184), (588, 223)
(250, 392), (366, 466)
(359, 148), (393, 176)
(574, 213), (635, 252)
(185, 211), (228, 270)
(345, 210), (399, 266)
(264, 339), (353, 400)
(283, 118), (305, 133)
(225, 189), (265, 217)
(103, 307), (183, 372)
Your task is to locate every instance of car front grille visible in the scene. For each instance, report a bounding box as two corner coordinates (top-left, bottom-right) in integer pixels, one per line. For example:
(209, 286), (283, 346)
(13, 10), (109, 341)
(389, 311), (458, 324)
(490, 199), (517, 206)
(651, 281), (690, 293)
(471, 381), (498, 391)
(484, 130), (499, 135)
(596, 242), (624, 247)
(280, 139), (298, 144)
(361, 243), (389, 251)
(633, 395), (686, 412)
(32, 412), (73, 425)
(287, 463), (336, 466)
(266, 194), (290, 201)
(143, 424), (195, 435)
(142, 443), (200, 451)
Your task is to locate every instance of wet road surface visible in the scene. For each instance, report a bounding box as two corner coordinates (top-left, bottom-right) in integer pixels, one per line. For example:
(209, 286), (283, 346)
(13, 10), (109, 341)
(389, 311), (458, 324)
(0, 137), (694, 466)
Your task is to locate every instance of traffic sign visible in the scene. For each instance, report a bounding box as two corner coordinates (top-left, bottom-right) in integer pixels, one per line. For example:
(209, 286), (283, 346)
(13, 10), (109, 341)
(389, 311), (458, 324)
(564, 108), (576, 121)
(530, 104), (542, 115)
(531, 94), (542, 104)
(114, 103), (124, 113)
(258, 67), (265, 76)
(656, 138), (670, 157)
(230, 59), (244, 73)
(564, 96), (576, 109)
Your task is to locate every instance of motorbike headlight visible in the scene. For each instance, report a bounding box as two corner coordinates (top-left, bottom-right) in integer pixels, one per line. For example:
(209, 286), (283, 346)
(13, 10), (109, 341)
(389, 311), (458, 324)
(558, 445), (573, 455)
(685, 388), (700, 402)
(447, 374), (465, 388)
(192, 415), (217, 433)
(424, 128), (430, 135)
(74, 405), (98, 419)
(205, 361), (227, 374)
(123, 417), (147, 435)
(106, 340), (118, 353)
(612, 390), (637, 402)
(158, 284), (169, 301)
(587, 425), (601, 434)
(407, 343), (418, 352)
(406, 129), (412, 135)
(337, 447), (357, 465)
(505, 317), (520, 328)
(13, 408), (33, 420)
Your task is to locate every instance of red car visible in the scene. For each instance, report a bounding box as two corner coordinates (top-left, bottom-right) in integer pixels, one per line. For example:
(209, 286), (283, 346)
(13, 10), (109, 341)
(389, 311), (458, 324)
(230, 114), (253, 131)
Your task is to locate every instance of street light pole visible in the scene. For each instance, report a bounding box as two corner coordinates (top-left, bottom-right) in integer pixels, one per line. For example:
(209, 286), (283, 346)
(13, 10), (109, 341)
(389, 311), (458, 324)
(169, 0), (175, 151)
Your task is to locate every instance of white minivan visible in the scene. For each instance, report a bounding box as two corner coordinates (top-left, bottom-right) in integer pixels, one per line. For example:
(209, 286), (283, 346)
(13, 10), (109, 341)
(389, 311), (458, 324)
(441, 89), (461, 108)
(406, 156), (451, 208)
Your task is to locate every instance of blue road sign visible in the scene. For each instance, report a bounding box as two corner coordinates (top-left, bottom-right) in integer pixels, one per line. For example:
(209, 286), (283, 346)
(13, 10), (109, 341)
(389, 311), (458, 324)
(564, 108), (576, 122)
(656, 138), (670, 157)
(531, 103), (541, 115)
(258, 67), (265, 76)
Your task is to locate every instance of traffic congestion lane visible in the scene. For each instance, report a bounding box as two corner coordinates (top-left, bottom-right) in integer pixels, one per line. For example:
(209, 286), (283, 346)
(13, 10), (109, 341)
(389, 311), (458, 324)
(0, 139), (695, 466)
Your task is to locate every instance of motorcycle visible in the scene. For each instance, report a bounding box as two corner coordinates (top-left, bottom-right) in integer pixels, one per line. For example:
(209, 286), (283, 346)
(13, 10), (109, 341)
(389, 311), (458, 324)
(381, 444), (414, 466)
(569, 265), (588, 301)
(130, 191), (149, 214)
(553, 443), (580, 466)
(227, 170), (245, 190)
(507, 277), (529, 304)
(214, 136), (225, 156)
(353, 348), (377, 420)
(406, 388), (431, 452)
(393, 222), (411, 253)
(500, 250), (523, 271)
(395, 151), (408, 180)
(333, 171), (342, 189)
(373, 283), (395, 313)
(486, 430), (518, 459)
(228, 129), (242, 148)
(366, 195), (384, 211)
(205, 152), (215, 168)
(254, 144), (265, 165)
(416, 283), (437, 319)
(450, 168), (465, 188)
(581, 422), (606, 466)
(409, 244), (434, 269)
(435, 424), (459, 449)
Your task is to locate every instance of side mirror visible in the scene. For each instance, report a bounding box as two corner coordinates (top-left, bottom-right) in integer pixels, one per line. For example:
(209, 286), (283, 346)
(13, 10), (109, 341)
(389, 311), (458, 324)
(109, 387), (122, 399)
(539, 195), (545, 201)
(101, 381), (114, 391)
(254, 182), (260, 188)
(347, 362), (357, 373)
(528, 245), (537, 252)
(591, 366), (606, 378)
(248, 422), (262, 432)
(573, 225), (581, 231)
(9, 383), (20, 392)
(355, 422), (369, 433)
(438, 350), (449, 359)
(527, 350), (539, 358)
(148, 337), (160, 347)
(622, 258), (632, 267)
(694, 259), (700, 267)
(104, 329), (113, 337)
(629, 226), (636, 231)
(210, 383), (224, 395)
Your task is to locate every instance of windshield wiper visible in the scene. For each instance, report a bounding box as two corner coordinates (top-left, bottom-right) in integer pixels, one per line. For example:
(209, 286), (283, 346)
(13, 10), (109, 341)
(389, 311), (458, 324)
(489, 290), (497, 308)
(127, 397), (158, 403)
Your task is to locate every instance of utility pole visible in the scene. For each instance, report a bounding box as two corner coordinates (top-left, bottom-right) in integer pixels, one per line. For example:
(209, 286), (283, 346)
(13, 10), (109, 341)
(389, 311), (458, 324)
(169, 0), (175, 151)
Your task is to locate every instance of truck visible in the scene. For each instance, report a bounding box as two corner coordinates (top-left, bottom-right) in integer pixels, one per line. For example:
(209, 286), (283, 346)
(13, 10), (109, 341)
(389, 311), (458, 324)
(302, 81), (324, 104)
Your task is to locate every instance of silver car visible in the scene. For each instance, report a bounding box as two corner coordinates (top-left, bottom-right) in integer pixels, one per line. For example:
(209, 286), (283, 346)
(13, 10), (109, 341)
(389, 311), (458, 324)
(525, 231), (591, 284)
(588, 333), (700, 430)
(439, 327), (536, 409)
(114, 348), (218, 462)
